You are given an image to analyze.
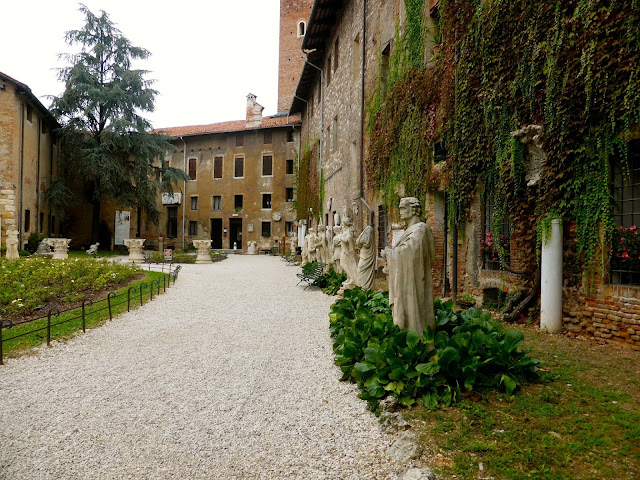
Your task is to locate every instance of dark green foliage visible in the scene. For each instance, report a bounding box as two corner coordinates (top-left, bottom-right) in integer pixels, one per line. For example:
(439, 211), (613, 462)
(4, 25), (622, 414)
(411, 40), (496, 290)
(329, 288), (540, 409)
(320, 266), (347, 295)
(26, 233), (45, 254)
(50, 5), (187, 241)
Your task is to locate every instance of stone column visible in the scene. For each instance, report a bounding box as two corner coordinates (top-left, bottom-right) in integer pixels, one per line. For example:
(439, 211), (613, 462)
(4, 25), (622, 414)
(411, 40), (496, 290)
(193, 239), (212, 264)
(51, 238), (71, 260)
(124, 238), (146, 264)
(540, 219), (563, 333)
(157, 236), (164, 252)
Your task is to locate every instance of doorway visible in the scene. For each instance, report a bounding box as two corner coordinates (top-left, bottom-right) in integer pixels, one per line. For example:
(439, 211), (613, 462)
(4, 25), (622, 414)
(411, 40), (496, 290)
(211, 218), (223, 249)
(229, 218), (242, 249)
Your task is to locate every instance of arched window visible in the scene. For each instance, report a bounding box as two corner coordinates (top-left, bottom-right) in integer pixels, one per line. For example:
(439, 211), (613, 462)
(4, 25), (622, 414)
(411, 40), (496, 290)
(297, 21), (306, 37)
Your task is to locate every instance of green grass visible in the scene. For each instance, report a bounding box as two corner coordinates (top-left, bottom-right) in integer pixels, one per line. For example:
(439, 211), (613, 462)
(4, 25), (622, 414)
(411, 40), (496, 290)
(405, 327), (640, 479)
(67, 249), (119, 258)
(1, 271), (170, 360)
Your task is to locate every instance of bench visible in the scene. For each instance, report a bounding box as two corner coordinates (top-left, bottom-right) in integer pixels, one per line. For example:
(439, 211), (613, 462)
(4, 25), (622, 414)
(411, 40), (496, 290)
(296, 262), (327, 290)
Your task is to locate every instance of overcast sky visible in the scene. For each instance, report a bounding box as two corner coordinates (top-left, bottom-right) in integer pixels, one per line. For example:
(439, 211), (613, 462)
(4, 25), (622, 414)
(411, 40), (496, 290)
(1, 0), (281, 129)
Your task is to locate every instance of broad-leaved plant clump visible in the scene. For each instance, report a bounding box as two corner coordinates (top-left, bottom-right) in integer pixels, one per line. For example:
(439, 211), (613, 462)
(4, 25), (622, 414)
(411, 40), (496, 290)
(330, 288), (541, 409)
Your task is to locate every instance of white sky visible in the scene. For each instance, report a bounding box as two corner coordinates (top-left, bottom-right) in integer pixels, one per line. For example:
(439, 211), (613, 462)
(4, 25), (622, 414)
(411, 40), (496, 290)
(1, 0), (281, 129)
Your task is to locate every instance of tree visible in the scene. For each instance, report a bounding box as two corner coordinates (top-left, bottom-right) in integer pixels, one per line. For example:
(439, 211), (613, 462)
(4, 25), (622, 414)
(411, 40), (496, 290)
(50, 4), (186, 242)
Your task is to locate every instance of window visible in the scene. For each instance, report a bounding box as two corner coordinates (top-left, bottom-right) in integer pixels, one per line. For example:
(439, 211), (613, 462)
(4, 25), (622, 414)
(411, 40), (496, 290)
(40, 212), (44, 233)
(188, 158), (197, 180)
(482, 190), (511, 271)
(353, 33), (361, 80)
(41, 122), (48, 135)
(190, 196), (198, 211)
(24, 209), (31, 232)
(262, 193), (272, 209)
(611, 142), (640, 285)
(327, 126), (331, 153)
(234, 195), (243, 210)
(51, 215), (55, 235)
(286, 187), (294, 202)
(234, 156), (244, 178)
(189, 221), (198, 236)
(310, 93), (314, 117)
(286, 159), (294, 175)
(26, 105), (32, 123)
(236, 134), (244, 147)
(326, 55), (332, 85)
(286, 130), (294, 143)
(332, 116), (338, 152)
(297, 21), (306, 37)
(214, 156), (223, 179)
(167, 207), (178, 238)
(212, 195), (222, 211)
(285, 221), (294, 236)
(264, 130), (272, 144)
(334, 37), (339, 72)
(434, 141), (447, 163)
(262, 155), (273, 176)
(381, 42), (391, 96)
(262, 221), (271, 237)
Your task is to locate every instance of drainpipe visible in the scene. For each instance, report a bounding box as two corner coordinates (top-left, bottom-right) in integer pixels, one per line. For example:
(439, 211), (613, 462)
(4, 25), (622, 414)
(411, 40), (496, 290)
(359, 0), (367, 231)
(18, 101), (25, 247)
(49, 133), (54, 236)
(451, 27), (459, 299)
(180, 137), (187, 250)
(293, 94), (309, 152)
(303, 57), (324, 169)
(442, 196), (448, 297)
(36, 118), (41, 235)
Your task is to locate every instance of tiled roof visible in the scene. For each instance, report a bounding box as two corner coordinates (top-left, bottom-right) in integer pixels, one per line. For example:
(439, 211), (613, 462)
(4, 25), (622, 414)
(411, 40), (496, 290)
(153, 113), (301, 138)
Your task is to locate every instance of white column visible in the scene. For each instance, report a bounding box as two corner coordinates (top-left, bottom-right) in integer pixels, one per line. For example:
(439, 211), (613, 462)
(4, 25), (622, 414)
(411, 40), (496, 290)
(540, 219), (563, 333)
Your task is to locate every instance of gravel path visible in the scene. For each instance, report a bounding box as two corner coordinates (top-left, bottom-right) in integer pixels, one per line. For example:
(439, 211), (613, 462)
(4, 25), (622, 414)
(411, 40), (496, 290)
(0, 255), (403, 479)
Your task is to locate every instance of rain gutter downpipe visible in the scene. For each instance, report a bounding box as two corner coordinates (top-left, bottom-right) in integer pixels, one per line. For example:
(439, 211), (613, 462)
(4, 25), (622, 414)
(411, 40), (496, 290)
(180, 136), (187, 251)
(19, 101), (25, 247)
(360, 0), (367, 231)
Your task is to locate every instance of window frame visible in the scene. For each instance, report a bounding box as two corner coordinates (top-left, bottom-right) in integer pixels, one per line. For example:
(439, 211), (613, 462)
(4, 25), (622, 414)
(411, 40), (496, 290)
(262, 221), (272, 237)
(213, 155), (223, 179)
(234, 155), (245, 178)
(262, 155), (273, 177)
(234, 194), (244, 210)
(262, 193), (272, 210)
(188, 157), (197, 181)
(190, 195), (198, 211)
(285, 187), (294, 202)
(286, 159), (294, 175)
(189, 220), (198, 236)
(212, 195), (222, 211)
(482, 189), (511, 271)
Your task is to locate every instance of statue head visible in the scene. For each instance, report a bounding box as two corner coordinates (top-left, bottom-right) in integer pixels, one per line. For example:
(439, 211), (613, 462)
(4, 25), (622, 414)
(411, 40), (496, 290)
(333, 225), (342, 234)
(343, 217), (353, 227)
(399, 197), (421, 221)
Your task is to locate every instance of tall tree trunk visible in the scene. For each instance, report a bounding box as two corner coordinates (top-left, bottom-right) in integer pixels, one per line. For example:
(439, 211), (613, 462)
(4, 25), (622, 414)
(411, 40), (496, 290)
(91, 199), (101, 244)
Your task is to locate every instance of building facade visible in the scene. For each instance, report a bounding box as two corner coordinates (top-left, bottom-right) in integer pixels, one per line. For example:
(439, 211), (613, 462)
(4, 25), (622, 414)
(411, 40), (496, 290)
(0, 71), (60, 251)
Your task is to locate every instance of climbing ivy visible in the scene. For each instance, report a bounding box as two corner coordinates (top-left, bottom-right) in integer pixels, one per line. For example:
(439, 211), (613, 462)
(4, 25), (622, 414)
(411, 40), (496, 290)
(366, 0), (640, 283)
(294, 140), (321, 221)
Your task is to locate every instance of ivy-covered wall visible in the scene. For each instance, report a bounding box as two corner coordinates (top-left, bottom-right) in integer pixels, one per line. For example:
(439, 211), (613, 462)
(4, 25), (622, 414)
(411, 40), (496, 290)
(367, 0), (640, 285)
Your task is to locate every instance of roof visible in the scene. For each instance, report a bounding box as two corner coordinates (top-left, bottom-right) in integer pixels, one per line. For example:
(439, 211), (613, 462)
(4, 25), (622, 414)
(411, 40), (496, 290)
(0, 71), (60, 127)
(153, 113), (302, 138)
(290, 0), (343, 114)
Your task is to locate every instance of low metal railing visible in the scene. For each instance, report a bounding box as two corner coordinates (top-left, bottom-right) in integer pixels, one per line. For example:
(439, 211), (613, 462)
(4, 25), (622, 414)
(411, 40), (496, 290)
(0, 264), (182, 365)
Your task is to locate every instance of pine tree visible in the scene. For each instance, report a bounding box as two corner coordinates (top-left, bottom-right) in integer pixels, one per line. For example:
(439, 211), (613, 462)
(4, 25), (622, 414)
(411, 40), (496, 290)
(51, 4), (186, 242)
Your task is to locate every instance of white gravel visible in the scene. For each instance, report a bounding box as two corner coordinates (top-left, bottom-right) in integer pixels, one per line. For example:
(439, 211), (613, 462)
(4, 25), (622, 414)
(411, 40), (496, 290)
(0, 255), (403, 479)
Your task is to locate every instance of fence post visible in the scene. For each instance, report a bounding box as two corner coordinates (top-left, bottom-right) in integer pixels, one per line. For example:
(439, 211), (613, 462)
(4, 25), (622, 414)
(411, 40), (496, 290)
(107, 292), (116, 320)
(127, 287), (136, 312)
(81, 299), (92, 333)
(0, 319), (12, 366)
(46, 309), (59, 346)
(149, 282), (154, 301)
(140, 284), (145, 306)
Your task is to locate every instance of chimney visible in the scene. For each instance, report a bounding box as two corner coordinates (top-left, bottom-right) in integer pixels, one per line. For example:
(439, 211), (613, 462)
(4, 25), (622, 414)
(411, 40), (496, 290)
(246, 93), (264, 128)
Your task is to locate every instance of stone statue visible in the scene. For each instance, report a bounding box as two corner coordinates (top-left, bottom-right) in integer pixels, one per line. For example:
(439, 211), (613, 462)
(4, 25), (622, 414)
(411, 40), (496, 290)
(301, 230), (310, 264)
(289, 231), (298, 255)
(356, 225), (377, 290)
(382, 197), (435, 338)
(339, 217), (358, 289)
(314, 223), (329, 264)
(35, 238), (54, 256)
(86, 242), (100, 255)
(305, 226), (317, 263)
(332, 225), (343, 274)
(6, 230), (19, 259)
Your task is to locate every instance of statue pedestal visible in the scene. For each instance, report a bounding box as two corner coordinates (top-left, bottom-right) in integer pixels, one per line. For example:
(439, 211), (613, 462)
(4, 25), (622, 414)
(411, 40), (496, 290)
(51, 238), (71, 260)
(247, 241), (257, 255)
(193, 240), (212, 264)
(124, 238), (145, 263)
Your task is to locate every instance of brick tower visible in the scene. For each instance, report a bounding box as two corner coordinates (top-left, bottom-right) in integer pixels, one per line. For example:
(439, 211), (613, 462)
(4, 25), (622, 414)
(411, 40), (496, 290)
(277, 0), (314, 112)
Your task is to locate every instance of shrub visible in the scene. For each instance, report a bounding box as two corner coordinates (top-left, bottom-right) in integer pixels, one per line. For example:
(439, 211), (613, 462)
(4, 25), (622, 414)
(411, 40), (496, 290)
(26, 233), (45, 254)
(329, 288), (541, 409)
(321, 266), (347, 295)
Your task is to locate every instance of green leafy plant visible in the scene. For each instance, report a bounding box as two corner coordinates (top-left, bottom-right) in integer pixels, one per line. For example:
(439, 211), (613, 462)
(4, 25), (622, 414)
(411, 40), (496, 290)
(320, 266), (347, 295)
(329, 288), (541, 409)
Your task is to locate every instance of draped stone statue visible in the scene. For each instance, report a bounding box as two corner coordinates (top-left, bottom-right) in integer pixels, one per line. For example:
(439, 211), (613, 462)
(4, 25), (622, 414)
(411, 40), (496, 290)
(6, 230), (19, 259)
(332, 225), (343, 274)
(356, 225), (377, 290)
(339, 217), (358, 288)
(314, 223), (329, 264)
(301, 230), (310, 264)
(305, 226), (317, 262)
(289, 231), (298, 256)
(382, 197), (435, 338)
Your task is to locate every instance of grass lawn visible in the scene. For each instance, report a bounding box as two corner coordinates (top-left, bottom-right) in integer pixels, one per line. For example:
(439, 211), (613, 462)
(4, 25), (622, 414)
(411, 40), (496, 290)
(1, 270), (169, 362)
(406, 325), (640, 479)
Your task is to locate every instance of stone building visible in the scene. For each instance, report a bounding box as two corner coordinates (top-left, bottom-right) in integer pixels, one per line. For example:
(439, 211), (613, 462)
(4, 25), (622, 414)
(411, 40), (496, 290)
(289, 0), (640, 349)
(114, 95), (301, 252)
(0, 71), (60, 251)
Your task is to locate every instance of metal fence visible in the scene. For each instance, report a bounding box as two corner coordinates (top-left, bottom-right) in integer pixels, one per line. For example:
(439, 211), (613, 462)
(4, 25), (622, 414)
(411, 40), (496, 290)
(0, 264), (182, 365)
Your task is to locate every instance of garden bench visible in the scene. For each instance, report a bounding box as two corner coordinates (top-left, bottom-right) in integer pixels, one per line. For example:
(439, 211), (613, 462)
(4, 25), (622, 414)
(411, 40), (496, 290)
(296, 262), (326, 290)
